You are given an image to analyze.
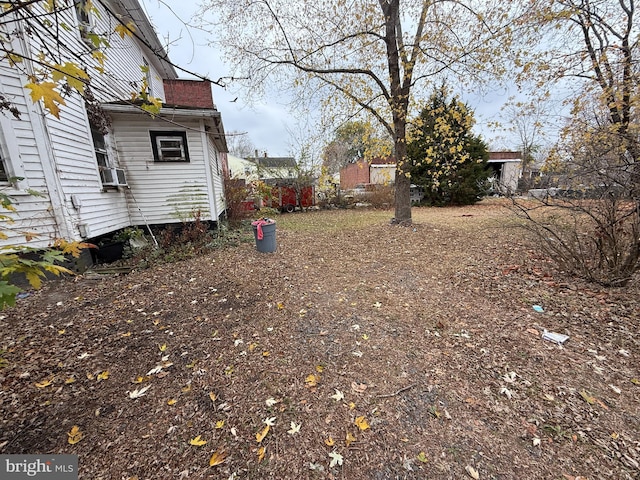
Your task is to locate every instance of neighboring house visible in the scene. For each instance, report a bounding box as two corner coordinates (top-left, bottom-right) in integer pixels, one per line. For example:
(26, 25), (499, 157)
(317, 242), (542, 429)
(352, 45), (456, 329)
(340, 158), (396, 189)
(227, 154), (259, 183)
(369, 158), (396, 185)
(0, 1), (228, 254)
(487, 151), (522, 193)
(253, 152), (297, 181)
(226, 152), (297, 183)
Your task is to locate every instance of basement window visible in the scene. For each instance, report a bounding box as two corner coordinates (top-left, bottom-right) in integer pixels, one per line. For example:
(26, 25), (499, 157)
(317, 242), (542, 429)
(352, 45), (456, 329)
(150, 131), (190, 162)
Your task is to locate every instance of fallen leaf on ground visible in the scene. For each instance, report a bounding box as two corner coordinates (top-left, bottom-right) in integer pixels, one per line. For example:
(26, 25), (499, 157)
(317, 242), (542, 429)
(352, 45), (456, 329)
(354, 416), (370, 431)
(346, 431), (356, 446)
(417, 451), (428, 463)
(147, 365), (163, 375)
(466, 465), (480, 479)
(305, 374), (320, 387)
(331, 389), (345, 402)
(257, 446), (266, 461)
(127, 386), (151, 399)
(215, 420), (225, 429)
(159, 343), (167, 352)
(256, 425), (270, 443)
(287, 421), (301, 435)
(35, 379), (53, 388)
(189, 435), (207, 446)
(325, 436), (335, 446)
(209, 449), (226, 467)
(167, 399), (177, 405)
(209, 392), (217, 402)
(329, 451), (343, 467)
(263, 416), (276, 426)
(351, 382), (367, 394)
(580, 390), (596, 404)
(97, 371), (109, 381)
(265, 397), (278, 407)
(67, 425), (83, 444)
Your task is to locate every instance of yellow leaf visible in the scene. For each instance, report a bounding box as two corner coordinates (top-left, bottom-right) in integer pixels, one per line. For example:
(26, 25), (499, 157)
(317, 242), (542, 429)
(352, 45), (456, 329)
(35, 379), (53, 388)
(114, 21), (135, 39)
(215, 420), (225, 429)
(97, 370), (109, 381)
(315, 365), (324, 373)
(25, 81), (66, 118)
(58, 329), (65, 335)
(255, 425), (270, 443)
(249, 342), (258, 352)
(65, 377), (75, 384)
(417, 451), (428, 463)
(209, 392), (217, 402)
(346, 431), (356, 446)
(51, 62), (89, 94)
(140, 96), (162, 116)
(355, 416), (370, 431)
(276, 301), (285, 310)
(67, 425), (83, 444)
(132, 376), (145, 384)
(120, 332), (132, 337)
(159, 343), (167, 352)
(348, 402), (356, 410)
(189, 435), (207, 446)
(209, 449), (227, 467)
(262, 351), (270, 357)
(305, 373), (319, 387)
(167, 399), (177, 405)
(257, 446), (266, 462)
(324, 436), (335, 446)
(86, 372), (95, 380)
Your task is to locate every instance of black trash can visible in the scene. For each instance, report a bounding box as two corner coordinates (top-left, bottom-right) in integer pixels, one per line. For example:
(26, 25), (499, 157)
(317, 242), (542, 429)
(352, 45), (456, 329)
(252, 218), (277, 253)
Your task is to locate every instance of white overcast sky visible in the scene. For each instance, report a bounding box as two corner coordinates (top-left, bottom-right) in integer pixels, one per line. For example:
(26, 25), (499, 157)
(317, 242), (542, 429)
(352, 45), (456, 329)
(140, 1), (518, 156)
(140, 0), (296, 157)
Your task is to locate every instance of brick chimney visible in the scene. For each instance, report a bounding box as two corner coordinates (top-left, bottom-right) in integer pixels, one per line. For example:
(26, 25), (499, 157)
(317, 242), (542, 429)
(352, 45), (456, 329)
(163, 79), (215, 109)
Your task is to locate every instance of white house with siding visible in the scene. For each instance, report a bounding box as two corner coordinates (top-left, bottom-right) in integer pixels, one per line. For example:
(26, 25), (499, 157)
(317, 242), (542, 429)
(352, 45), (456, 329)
(0, 0), (228, 255)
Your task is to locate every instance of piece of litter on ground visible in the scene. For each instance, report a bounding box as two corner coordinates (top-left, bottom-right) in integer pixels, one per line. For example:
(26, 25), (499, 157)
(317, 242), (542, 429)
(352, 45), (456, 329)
(532, 305), (544, 313)
(542, 330), (569, 345)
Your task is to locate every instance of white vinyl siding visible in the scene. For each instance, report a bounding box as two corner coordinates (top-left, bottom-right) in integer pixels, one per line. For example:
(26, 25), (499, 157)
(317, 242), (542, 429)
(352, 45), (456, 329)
(109, 115), (213, 224)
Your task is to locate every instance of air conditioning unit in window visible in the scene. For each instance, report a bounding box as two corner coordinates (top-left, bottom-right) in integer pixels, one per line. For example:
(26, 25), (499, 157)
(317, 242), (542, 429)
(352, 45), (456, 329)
(100, 167), (128, 187)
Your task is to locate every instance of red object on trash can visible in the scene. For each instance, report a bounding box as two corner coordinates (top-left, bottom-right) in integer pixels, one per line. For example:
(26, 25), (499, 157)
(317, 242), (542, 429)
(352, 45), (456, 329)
(251, 218), (276, 252)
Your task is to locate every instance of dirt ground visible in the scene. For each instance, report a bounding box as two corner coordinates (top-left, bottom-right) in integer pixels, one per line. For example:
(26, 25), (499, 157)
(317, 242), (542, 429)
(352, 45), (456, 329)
(1, 201), (639, 480)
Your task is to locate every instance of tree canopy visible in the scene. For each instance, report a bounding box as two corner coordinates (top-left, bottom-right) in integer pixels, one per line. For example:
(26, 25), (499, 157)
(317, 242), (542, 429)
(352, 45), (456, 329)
(408, 86), (489, 206)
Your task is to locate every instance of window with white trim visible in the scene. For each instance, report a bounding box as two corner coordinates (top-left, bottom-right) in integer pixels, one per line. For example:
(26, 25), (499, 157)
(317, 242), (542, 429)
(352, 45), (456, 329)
(150, 131), (190, 162)
(90, 122), (117, 187)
